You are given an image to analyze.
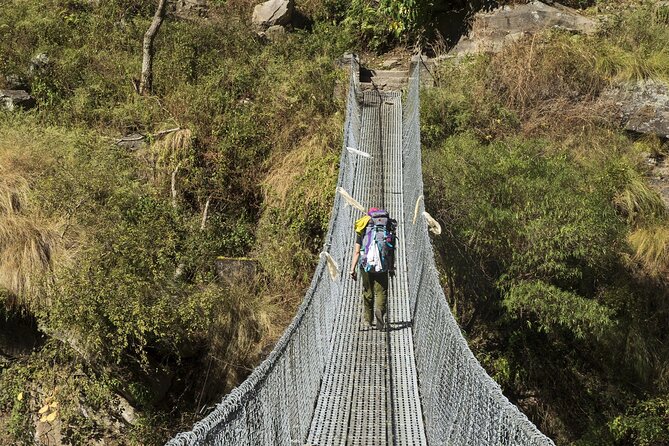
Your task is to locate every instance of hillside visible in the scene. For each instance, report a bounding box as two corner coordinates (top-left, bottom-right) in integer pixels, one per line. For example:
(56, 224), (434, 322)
(1, 0), (668, 444)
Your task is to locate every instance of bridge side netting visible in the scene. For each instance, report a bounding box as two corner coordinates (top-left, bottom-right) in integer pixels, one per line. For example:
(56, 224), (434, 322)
(165, 59), (362, 446)
(402, 60), (555, 446)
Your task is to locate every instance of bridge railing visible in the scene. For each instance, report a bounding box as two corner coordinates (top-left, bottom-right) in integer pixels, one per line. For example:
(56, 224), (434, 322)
(166, 57), (363, 446)
(402, 59), (555, 446)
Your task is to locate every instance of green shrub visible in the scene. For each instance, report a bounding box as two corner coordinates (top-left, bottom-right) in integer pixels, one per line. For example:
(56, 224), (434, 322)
(611, 396), (669, 446)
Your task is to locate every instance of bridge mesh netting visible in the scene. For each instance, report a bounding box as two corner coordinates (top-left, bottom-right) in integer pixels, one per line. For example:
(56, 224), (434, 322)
(166, 58), (554, 446)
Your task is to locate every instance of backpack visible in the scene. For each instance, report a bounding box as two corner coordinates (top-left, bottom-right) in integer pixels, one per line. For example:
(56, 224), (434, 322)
(359, 208), (397, 273)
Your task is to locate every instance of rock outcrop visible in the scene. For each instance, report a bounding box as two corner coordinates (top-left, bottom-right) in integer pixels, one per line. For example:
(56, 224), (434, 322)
(252, 0), (294, 28)
(1, 89), (36, 110)
(451, 1), (597, 56)
(603, 80), (669, 139)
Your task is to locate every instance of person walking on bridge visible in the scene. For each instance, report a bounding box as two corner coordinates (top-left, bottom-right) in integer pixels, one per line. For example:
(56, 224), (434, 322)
(349, 208), (397, 330)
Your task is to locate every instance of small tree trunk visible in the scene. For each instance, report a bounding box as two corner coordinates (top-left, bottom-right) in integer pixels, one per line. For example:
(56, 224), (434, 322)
(139, 0), (168, 95)
(200, 196), (211, 231)
(171, 162), (181, 208)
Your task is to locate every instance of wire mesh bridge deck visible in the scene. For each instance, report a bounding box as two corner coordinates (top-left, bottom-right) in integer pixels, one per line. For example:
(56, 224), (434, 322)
(166, 58), (555, 446)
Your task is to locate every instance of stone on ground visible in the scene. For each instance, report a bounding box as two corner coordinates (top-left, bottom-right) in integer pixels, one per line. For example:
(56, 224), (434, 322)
(252, 0), (294, 28)
(172, 0), (209, 17)
(1, 89), (36, 110)
(264, 24), (286, 40)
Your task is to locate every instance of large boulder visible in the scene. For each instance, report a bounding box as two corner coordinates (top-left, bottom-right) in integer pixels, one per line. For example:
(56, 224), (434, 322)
(603, 80), (669, 139)
(252, 0), (294, 28)
(0, 90), (36, 111)
(451, 1), (597, 56)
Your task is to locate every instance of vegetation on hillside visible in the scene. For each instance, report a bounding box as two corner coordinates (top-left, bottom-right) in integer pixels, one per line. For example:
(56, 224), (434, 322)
(0, 0), (349, 443)
(1, 0), (668, 444)
(421, 4), (669, 445)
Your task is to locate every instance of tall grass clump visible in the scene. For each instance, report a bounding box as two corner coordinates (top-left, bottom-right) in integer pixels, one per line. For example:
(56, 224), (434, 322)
(257, 117), (341, 302)
(0, 144), (63, 311)
(628, 226), (669, 280)
(614, 174), (667, 225)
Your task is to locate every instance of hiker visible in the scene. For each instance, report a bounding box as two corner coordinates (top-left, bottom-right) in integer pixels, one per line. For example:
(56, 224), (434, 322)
(349, 208), (397, 329)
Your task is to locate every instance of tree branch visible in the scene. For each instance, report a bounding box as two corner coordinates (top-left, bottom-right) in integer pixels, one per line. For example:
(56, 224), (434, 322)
(139, 0), (168, 95)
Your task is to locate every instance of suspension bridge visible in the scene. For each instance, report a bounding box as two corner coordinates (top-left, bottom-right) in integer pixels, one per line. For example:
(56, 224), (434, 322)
(166, 56), (555, 446)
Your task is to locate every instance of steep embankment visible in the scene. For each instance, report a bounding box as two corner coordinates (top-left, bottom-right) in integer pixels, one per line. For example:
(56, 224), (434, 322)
(0, 1), (348, 443)
(421, 2), (669, 445)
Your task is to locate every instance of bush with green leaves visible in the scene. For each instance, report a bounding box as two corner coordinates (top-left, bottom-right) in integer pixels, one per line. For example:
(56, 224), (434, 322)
(424, 134), (624, 337)
(611, 395), (669, 446)
(420, 6), (669, 441)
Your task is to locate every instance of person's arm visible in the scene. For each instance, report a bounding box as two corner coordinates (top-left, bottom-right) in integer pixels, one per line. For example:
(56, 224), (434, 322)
(350, 242), (361, 280)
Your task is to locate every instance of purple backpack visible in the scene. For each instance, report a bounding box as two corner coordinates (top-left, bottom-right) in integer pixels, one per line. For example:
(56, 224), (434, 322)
(360, 209), (397, 273)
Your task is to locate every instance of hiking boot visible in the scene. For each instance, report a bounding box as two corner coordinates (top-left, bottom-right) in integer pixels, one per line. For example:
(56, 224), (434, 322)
(374, 308), (385, 331)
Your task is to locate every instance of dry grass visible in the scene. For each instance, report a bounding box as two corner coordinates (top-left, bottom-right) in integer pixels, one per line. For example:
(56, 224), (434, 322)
(519, 96), (614, 136)
(0, 170), (62, 309)
(262, 118), (339, 208)
(628, 225), (669, 279)
(615, 175), (667, 225)
(136, 127), (194, 189)
(488, 34), (605, 119)
(205, 278), (283, 392)
(0, 130), (65, 310)
(0, 171), (29, 215)
(0, 215), (62, 309)
(154, 128), (193, 168)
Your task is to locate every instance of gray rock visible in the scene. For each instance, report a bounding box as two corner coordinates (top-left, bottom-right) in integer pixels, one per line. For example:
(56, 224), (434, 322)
(115, 133), (146, 150)
(117, 395), (137, 425)
(1, 90), (36, 111)
(451, 1), (597, 56)
(34, 414), (64, 446)
(4, 74), (27, 90)
(29, 53), (50, 74)
(252, 0), (294, 28)
(382, 59), (399, 69)
(603, 80), (669, 138)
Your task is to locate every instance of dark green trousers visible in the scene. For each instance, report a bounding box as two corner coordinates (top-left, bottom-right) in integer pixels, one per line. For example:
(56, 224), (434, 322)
(360, 269), (388, 325)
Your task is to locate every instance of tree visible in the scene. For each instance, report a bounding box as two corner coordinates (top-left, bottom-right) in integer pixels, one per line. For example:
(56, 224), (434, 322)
(139, 0), (168, 95)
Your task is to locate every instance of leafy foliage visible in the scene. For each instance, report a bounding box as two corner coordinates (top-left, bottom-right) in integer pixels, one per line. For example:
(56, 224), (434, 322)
(611, 395), (669, 446)
(0, 0), (347, 443)
(421, 5), (669, 443)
